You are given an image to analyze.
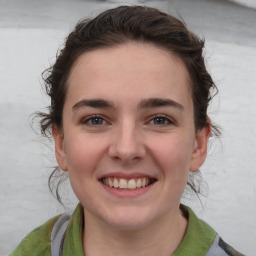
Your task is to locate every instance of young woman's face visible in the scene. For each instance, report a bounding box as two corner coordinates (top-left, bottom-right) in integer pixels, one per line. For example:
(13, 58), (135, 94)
(54, 42), (209, 230)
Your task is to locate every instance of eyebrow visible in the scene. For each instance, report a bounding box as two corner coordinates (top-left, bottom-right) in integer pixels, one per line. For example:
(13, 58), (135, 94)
(72, 98), (184, 111)
(72, 99), (115, 110)
(139, 98), (184, 110)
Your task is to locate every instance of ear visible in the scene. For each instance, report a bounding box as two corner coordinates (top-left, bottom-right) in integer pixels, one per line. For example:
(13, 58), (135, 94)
(52, 125), (68, 171)
(190, 124), (211, 172)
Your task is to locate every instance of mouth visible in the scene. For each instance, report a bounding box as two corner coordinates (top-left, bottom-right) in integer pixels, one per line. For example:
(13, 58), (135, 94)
(100, 177), (157, 190)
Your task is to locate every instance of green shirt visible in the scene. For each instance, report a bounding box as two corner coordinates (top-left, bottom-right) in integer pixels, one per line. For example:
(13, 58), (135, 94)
(10, 204), (216, 256)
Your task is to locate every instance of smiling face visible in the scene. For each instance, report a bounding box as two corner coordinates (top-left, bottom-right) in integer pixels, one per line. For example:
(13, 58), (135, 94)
(54, 42), (210, 230)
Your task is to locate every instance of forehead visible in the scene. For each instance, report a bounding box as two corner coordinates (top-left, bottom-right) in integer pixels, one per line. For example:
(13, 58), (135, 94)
(66, 42), (192, 106)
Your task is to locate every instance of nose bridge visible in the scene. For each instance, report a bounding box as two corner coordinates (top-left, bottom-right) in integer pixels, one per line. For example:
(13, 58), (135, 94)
(109, 117), (145, 163)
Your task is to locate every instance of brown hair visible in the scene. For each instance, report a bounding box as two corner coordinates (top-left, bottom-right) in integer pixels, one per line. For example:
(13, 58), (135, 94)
(37, 5), (220, 203)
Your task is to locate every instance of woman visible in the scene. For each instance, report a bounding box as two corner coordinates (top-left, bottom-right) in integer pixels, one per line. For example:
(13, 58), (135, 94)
(10, 5), (244, 256)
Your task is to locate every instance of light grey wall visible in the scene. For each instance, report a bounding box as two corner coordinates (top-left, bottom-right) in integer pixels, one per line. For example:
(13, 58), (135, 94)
(229, 0), (256, 8)
(0, 0), (255, 255)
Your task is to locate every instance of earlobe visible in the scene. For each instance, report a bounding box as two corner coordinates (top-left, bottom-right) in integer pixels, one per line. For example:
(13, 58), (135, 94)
(52, 125), (68, 171)
(190, 125), (211, 172)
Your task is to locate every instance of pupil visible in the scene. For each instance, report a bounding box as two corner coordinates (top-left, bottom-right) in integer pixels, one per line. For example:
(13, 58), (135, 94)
(154, 117), (165, 124)
(92, 118), (102, 125)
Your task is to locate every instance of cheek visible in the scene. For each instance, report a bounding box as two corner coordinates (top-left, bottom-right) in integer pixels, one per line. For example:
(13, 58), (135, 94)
(64, 134), (108, 176)
(146, 134), (194, 205)
(64, 134), (109, 205)
(149, 134), (194, 180)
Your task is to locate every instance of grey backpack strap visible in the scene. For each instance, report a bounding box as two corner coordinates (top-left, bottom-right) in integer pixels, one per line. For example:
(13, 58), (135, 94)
(206, 235), (226, 256)
(206, 234), (245, 256)
(51, 214), (71, 256)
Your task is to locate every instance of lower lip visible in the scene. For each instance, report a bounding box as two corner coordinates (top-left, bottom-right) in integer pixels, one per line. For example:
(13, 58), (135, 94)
(101, 182), (155, 198)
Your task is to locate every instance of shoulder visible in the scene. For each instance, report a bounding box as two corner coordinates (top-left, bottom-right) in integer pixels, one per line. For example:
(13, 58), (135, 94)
(174, 205), (244, 256)
(173, 205), (217, 255)
(9, 215), (60, 256)
(206, 234), (245, 256)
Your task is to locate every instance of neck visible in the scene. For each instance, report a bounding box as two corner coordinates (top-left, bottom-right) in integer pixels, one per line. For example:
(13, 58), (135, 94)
(82, 207), (187, 256)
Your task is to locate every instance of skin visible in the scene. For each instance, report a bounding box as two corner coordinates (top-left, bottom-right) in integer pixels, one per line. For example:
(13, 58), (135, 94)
(53, 42), (210, 256)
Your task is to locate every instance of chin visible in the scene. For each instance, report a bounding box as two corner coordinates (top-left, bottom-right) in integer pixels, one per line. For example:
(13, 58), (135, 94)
(100, 207), (157, 231)
(106, 218), (151, 231)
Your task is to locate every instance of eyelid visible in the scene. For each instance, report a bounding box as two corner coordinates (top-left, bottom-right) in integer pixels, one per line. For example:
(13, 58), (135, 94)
(81, 114), (110, 125)
(79, 114), (175, 126)
(147, 114), (175, 125)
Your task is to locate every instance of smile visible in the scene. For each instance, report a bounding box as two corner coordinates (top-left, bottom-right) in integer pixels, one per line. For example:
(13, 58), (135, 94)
(100, 177), (156, 190)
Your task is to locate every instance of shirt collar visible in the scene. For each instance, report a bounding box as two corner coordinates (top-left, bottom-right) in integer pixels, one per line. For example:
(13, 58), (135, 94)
(173, 204), (216, 255)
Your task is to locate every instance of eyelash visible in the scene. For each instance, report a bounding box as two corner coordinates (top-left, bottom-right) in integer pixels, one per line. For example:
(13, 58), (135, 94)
(81, 114), (174, 127)
(81, 115), (108, 126)
(147, 115), (174, 126)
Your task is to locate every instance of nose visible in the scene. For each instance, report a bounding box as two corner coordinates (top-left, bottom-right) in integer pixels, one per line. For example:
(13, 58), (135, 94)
(108, 121), (146, 165)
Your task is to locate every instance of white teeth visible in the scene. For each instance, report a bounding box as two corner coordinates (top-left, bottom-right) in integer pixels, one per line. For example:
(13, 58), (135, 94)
(141, 178), (146, 187)
(137, 178), (142, 188)
(128, 179), (136, 189)
(108, 178), (113, 187)
(113, 178), (119, 188)
(119, 179), (128, 189)
(103, 177), (153, 190)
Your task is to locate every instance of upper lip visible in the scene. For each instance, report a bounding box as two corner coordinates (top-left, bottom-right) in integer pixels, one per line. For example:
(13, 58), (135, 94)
(99, 172), (157, 180)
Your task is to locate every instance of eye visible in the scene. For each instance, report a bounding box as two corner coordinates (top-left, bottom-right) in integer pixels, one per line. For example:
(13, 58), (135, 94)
(82, 115), (107, 126)
(148, 115), (173, 126)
